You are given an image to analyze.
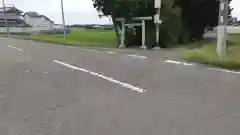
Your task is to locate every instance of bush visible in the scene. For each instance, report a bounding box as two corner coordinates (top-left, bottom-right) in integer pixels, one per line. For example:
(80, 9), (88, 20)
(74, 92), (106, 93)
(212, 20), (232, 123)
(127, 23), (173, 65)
(159, 0), (182, 47)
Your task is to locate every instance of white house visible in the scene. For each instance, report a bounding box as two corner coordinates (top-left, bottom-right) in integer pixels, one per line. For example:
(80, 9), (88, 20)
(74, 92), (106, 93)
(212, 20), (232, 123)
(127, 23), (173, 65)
(23, 12), (54, 31)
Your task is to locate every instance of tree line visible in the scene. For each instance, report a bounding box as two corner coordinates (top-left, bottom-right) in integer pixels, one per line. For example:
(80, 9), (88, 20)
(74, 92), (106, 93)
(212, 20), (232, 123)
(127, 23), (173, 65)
(92, 0), (232, 48)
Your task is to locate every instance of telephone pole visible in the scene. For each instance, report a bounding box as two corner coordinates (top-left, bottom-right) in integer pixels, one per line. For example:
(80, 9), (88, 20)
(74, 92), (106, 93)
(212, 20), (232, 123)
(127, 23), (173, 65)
(2, 0), (10, 36)
(154, 0), (162, 49)
(60, 0), (66, 40)
(217, 0), (228, 61)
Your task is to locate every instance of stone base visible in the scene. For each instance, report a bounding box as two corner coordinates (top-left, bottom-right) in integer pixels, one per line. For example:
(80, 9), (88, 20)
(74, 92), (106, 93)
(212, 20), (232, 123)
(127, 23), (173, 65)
(153, 46), (161, 50)
(140, 45), (147, 49)
(119, 44), (126, 48)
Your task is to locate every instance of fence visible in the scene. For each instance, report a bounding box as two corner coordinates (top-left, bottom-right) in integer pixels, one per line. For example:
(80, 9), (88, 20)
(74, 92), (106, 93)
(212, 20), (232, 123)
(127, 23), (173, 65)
(0, 27), (67, 35)
(227, 26), (240, 34)
(0, 27), (32, 34)
(0, 26), (239, 35)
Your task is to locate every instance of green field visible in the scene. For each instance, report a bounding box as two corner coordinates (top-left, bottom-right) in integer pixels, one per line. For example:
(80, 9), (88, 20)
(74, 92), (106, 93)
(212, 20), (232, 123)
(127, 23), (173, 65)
(183, 34), (240, 69)
(29, 29), (117, 48)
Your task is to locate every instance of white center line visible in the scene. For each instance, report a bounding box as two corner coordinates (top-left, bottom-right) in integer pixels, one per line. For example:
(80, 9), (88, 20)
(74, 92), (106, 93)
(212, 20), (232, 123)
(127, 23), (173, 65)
(127, 54), (148, 59)
(5, 45), (23, 51)
(208, 68), (240, 75)
(165, 60), (194, 66)
(54, 60), (146, 93)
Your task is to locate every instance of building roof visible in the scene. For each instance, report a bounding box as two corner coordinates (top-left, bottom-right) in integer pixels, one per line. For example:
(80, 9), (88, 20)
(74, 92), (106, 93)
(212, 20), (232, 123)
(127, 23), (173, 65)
(23, 11), (54, 23)
(24, 11), (39, 17)
(0, 6), (23, 13)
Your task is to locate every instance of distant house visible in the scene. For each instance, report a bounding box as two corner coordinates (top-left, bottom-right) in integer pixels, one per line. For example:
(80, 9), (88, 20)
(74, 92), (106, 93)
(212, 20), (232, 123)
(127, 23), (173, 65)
(53, 24), (65, 29)
(23, 11), (54, 31)
(228, 17), (239, 26)
(0, 6), (29, 27)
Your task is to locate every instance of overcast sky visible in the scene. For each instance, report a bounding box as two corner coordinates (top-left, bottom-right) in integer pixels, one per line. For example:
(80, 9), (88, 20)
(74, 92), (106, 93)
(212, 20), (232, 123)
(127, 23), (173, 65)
(2, 0), (240, 24)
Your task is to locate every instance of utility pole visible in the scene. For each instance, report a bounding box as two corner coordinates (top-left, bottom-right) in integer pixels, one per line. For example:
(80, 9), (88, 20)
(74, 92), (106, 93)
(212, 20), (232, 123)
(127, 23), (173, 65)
(217, 0), (228, 61)
(2, 0), (10, 36)
(60, 0), (66, 40)
(154, 0), (162, 49)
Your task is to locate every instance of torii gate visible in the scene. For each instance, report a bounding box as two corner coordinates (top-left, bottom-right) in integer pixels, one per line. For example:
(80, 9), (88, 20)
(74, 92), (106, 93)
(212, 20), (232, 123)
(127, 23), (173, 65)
(117, 0), (162, 49)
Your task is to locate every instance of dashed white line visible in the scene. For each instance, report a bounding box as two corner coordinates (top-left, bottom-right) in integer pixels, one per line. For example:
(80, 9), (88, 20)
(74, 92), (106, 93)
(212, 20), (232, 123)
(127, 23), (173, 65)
(53, 124), (61, 130)
(85, 49), (97, 52)
(165, 60), (181, 64)
(127, 54), (148, 59)
(165, 60), (194, 66)
(107, 51), (116, 54)
(54, 60), (146, 93)
(166, 60), (240, 75)
(5, 45), (23, 51)
(67, 46), (76, 49)
(208, 68), (240, 75)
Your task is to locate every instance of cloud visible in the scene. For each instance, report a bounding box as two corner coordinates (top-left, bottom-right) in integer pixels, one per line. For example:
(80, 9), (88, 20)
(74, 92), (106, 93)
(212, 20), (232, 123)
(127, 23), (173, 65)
(1, 0), (240, 24)
(43, 11), (112, 25)
(231, 0), (240, 19)
(1, 0), (108, 24)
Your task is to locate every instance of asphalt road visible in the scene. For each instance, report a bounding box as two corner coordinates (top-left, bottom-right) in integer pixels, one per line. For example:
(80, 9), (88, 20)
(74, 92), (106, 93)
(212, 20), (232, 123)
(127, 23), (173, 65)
(0, 37), (240, 135)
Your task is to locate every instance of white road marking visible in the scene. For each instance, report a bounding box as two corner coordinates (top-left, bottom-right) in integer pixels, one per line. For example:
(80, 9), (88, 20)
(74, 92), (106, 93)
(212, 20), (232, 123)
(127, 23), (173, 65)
(127, 54), (148, 59)
(54, 60), (146, 93)
(166, 60), (240, 75)
(107, 51), (116, 54)
(85, 49), (97, 52)
(5, 45), (23, 51)
(23, 116), (29, 122)
(208, 68), (240, 75)
(68, 46), (76, 49)
(53, 124), (61, 130)
(165, 60), (194, 66)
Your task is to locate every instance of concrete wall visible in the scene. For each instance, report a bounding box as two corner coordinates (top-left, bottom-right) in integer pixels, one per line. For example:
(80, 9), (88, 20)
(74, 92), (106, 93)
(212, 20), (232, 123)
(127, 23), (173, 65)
(0, 27), (67, 35)
(227, 26), (240, 34)
(0, 27), (32, 33)
(213, 26), (240, 34)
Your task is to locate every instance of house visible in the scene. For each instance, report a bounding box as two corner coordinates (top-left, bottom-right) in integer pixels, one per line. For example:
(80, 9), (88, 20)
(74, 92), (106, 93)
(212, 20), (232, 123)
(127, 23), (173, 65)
(23, 11), (54, 31)
(228, 17), (239, 26)
(0, 6), (29, 27)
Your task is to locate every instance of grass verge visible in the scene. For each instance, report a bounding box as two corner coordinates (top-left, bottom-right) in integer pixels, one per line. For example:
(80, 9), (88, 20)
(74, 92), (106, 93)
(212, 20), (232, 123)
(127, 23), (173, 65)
(183, 35), (240, 69)
(11, 29), (117, 48)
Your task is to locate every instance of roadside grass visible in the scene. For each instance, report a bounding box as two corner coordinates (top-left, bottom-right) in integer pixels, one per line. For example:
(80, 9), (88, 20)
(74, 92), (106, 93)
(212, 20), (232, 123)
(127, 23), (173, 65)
(183, 34), (240, 69)
(25, 29), (117, 48)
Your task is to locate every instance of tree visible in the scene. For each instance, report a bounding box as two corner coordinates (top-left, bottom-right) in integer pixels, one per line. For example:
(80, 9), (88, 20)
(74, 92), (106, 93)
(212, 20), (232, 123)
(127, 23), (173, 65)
(92, 0), (233, 47)
(92, 0), (122, 45)
(175, 0), (232, 42)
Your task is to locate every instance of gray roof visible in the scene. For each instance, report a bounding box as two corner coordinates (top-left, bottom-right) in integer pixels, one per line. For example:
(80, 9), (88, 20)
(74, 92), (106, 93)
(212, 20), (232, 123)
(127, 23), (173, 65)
(0, 6), (23, 13)
(25, 12), (39, 17)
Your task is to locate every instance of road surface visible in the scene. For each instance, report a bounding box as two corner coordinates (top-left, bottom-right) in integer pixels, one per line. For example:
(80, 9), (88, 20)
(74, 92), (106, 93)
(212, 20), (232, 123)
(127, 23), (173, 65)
(0, 37), (239, 135)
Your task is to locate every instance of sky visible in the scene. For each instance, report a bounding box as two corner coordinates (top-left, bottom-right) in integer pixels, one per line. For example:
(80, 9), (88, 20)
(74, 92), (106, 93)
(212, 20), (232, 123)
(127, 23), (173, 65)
(2, 0), (240, 24)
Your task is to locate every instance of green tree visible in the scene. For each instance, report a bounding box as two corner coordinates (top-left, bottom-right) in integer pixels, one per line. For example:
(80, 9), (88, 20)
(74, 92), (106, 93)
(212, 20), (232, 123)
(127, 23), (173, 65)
(93, 0), (232, 47)
(175, 0), (232, 42)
